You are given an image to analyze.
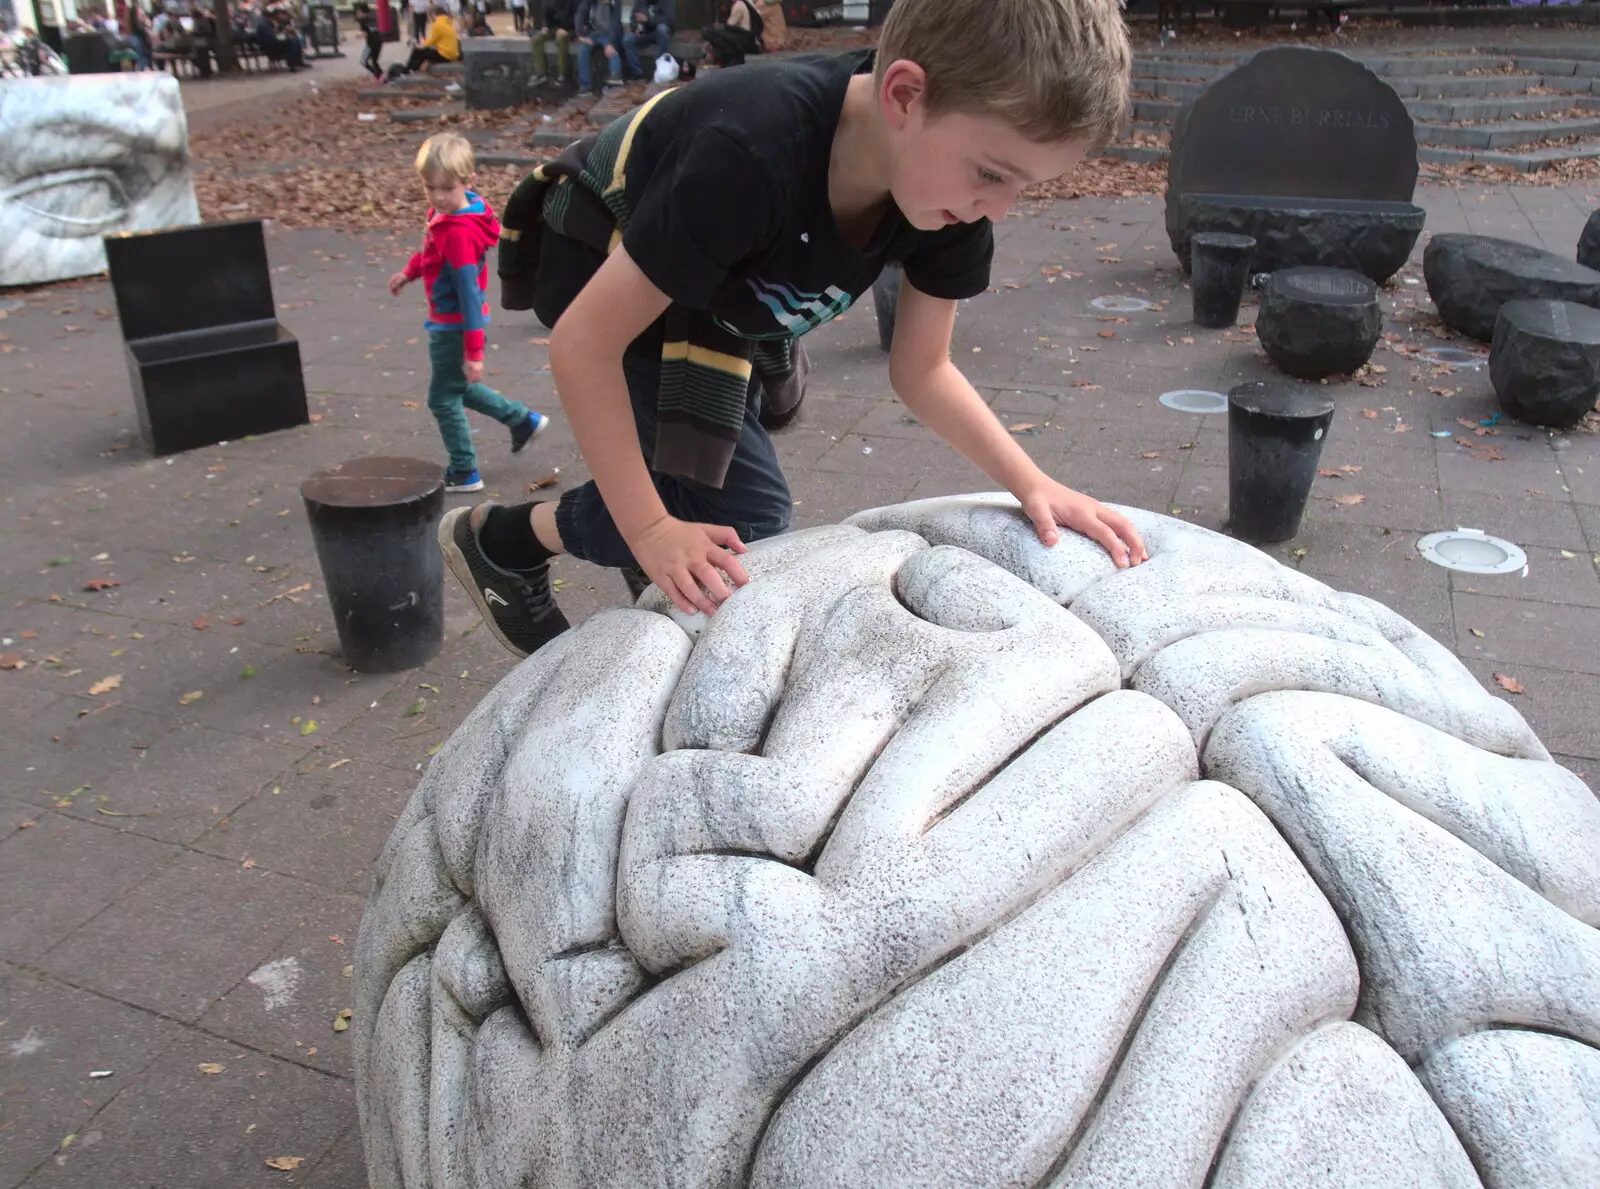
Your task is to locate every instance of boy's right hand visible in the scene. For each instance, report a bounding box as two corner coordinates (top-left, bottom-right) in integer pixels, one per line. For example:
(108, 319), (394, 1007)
(630, 515), (750, 616)
(387, 271), (410, 296)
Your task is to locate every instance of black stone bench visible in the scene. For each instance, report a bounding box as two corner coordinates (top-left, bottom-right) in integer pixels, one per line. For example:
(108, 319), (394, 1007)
(105, 220), (308, 456)
(1490, 298), (1600, 429)
(1258, 267), (1383, 380)
(1424, 233), (1600, 342)
(1171, 193), (1424, 285)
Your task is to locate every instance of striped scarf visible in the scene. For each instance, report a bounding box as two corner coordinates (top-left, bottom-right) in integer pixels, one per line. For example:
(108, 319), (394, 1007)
(498, 89), (802, 490)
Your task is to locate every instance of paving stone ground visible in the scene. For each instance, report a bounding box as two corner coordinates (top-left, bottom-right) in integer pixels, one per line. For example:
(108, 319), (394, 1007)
(3, 178), (1599, 1186)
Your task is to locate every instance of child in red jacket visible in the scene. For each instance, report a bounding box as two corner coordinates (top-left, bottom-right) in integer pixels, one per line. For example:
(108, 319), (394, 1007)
(389, 133), (547, 492)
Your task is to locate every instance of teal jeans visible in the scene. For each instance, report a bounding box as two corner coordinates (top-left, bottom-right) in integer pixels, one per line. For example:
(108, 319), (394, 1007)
(427, 331), (530, 474)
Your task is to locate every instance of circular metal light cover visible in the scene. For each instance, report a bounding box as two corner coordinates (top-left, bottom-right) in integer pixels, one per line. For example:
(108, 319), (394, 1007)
(1417, 346), (1485, 369)
(1417, 529), (1527, 575)
(1159, 389), (1229, 414)
(0, 298), (23, 314)
(1090, 295), (1154, 313)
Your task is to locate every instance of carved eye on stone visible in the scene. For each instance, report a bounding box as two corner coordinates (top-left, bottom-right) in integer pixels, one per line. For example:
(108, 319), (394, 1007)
(355, 495), (1600, 1189)
(0, 167), (137, 237)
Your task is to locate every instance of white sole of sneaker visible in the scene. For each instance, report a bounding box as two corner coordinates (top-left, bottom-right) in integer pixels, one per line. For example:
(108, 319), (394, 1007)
(445, 480), (485, 493)
(437, 506), (528, 658)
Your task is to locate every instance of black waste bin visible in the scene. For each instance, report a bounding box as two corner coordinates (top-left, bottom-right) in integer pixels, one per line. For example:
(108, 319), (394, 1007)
(1227, 381), (1335, 544)
(302, 456), (445, 673)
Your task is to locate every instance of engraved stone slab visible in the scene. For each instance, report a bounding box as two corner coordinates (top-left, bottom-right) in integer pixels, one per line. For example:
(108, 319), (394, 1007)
(1165, 47), (1420, 279)
(0, 73), (201, 286)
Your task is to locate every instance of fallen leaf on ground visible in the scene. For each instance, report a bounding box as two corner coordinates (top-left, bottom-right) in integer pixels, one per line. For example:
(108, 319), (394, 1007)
(242, 858), (256, 870)
(1470, 627), (1485, 638)
(333, 1008), (353, 1032)
(179, 690), (204, 705)
(528, 470), (561, 490)
(1097, 329), (1117, 339)
(1331, 493), (1367, 507)
(1317, 469), (1343, 478)
(401, 400), (421, 409)
(1339, 465), (1363, 474)
(404, 699), (427, 717)
(1493, 673), (1526, 695)
(264, 1157), (305, 1172)
(197, 1062), (225, 1075)
(530, 337), (551, 345)
(192, 616), (210, 631)
(1529, 489), (1547, 496)
(1141, 451), (1161, 459)
(1007, 423), (1037, 433)
(0, 652), (26, 670)
(1361, 408), (1379, 420)
(82, 578), (121, 592)
(87, 675), (123, 696)
(300, 719), (319, 736)
(329, 758), (351, 770)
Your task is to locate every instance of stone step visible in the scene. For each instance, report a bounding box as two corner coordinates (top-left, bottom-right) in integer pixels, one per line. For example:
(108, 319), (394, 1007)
(1420, 138), (1600, 173)
(1489, 44), (1600, 64)
(1407, 93), (1598, 124)
(1416, 112), (1600, 151)
(531, 127), (579, 148)
(1131, 58), (1227, 82)
(1143, 78), (1203, 103)
(1093, 142), (1167, 165)
(1132, 97), (1179, 123)
(1514, 57), (1600, 79)
(1391, 72), (1547, 100)
(389, 101), (465, 123)
(1361, 54), (1512, 78)
(476, 151), (545, 168)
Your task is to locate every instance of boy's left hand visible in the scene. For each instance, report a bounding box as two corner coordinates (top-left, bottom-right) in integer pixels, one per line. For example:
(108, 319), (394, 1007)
(1016, 478), (1149, 569)
(388, 271), (410, 296)
(465, 359), (484, 384)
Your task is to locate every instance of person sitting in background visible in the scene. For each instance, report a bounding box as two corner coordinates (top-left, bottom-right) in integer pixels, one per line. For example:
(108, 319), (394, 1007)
(621, 0), (670, 81)
(255, 4), (305, 69)
(399, 3), (459, 73)
(467, 1), (493, 36)
(530, 0), (576, 88)
(700, 0), (761, 69)
(574, 0), (622, 91)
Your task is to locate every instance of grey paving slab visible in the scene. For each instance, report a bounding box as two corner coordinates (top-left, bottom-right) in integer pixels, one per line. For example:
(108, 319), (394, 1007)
(1442, 487), (1590, 550)
(0, 819), (178, 963)
(1451, 545), (1600, 609)
(1452, 590), (1600, 675)
(18, 1031), (352, 1189)
(193, 889), (366, 1079)
(1461, 658), (1600, 761)
(0, 964), (186, 1189)
(39, 851), (340, 1024)
(194, 755), (415, 893)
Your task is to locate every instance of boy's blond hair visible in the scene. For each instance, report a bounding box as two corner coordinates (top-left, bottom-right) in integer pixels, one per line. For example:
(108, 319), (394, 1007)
(415, 132), (475, 183)
(875, 0), (1131, 147)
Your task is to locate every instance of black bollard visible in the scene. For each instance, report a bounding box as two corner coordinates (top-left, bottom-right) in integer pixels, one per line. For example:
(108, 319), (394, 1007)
(872, 262), (903, 353)
(1190, 232), (1256, 329)
(301, 456), (446, 673)
(1227, 381), (1335, 544)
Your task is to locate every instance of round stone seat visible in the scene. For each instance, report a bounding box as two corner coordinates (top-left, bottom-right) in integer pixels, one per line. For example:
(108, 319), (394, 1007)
(1579, 208), (1600, 274)
(1489, 298), (1600, 429)
(1257, 267), (1382, 380)
(1424, 233), (1600, 342)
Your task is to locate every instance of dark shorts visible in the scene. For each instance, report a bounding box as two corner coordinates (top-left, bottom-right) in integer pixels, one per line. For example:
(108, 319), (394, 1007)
(535, 229), (793, 570)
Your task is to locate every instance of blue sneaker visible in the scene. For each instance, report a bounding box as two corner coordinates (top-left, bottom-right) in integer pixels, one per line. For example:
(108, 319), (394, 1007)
(510, 411), (548, 454)
(444, 468), (484, 493)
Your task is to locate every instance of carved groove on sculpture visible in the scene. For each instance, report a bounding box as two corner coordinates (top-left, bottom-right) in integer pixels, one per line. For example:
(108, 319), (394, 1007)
(355, 494), (1600, 1189)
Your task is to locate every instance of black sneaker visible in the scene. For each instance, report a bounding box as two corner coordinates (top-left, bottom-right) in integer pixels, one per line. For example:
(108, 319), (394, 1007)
(510, 410), (547, 454)
(438, 504), (569, 657)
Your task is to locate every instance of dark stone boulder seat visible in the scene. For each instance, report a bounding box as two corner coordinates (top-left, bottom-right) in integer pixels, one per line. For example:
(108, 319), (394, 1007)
(1489, 298), (1600, 430)
(1257, 266), (1384, 380)
(1171, 194), (1426, 285)
(1424, 233), (1600, 343)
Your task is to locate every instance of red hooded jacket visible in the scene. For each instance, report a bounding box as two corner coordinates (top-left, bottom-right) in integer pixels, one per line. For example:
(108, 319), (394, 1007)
(402, 192), (501, 362)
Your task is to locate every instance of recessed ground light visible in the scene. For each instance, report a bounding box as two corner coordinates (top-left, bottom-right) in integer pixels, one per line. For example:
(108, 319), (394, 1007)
(1417, 347), (1484, 369)
(1159, 389), (1229, 414)
(0, 298), (22, 314)
(1417, 529), (1527, 575)
(1090, 296), (1155, 313)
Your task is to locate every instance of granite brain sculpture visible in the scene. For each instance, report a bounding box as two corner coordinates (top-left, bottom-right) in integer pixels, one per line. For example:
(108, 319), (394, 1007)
(355, 494), (1600, 1189)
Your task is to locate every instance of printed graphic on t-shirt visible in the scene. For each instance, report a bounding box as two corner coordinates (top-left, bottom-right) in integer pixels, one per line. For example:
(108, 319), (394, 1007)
(723, 277), (854, 340)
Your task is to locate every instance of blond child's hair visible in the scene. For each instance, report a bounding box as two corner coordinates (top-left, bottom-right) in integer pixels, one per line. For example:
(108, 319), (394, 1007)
(874, 0), (1131, 148)
(415, 132), (476, 183)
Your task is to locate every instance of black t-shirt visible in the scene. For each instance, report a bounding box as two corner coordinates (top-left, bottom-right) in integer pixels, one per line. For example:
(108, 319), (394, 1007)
(619, 49), (994, 345)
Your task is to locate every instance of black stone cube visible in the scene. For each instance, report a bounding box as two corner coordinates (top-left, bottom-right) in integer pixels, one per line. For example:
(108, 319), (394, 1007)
(105, 220), (308, 456)
(463, 37), (534, 111)
(1257, 267), (1382, 381)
